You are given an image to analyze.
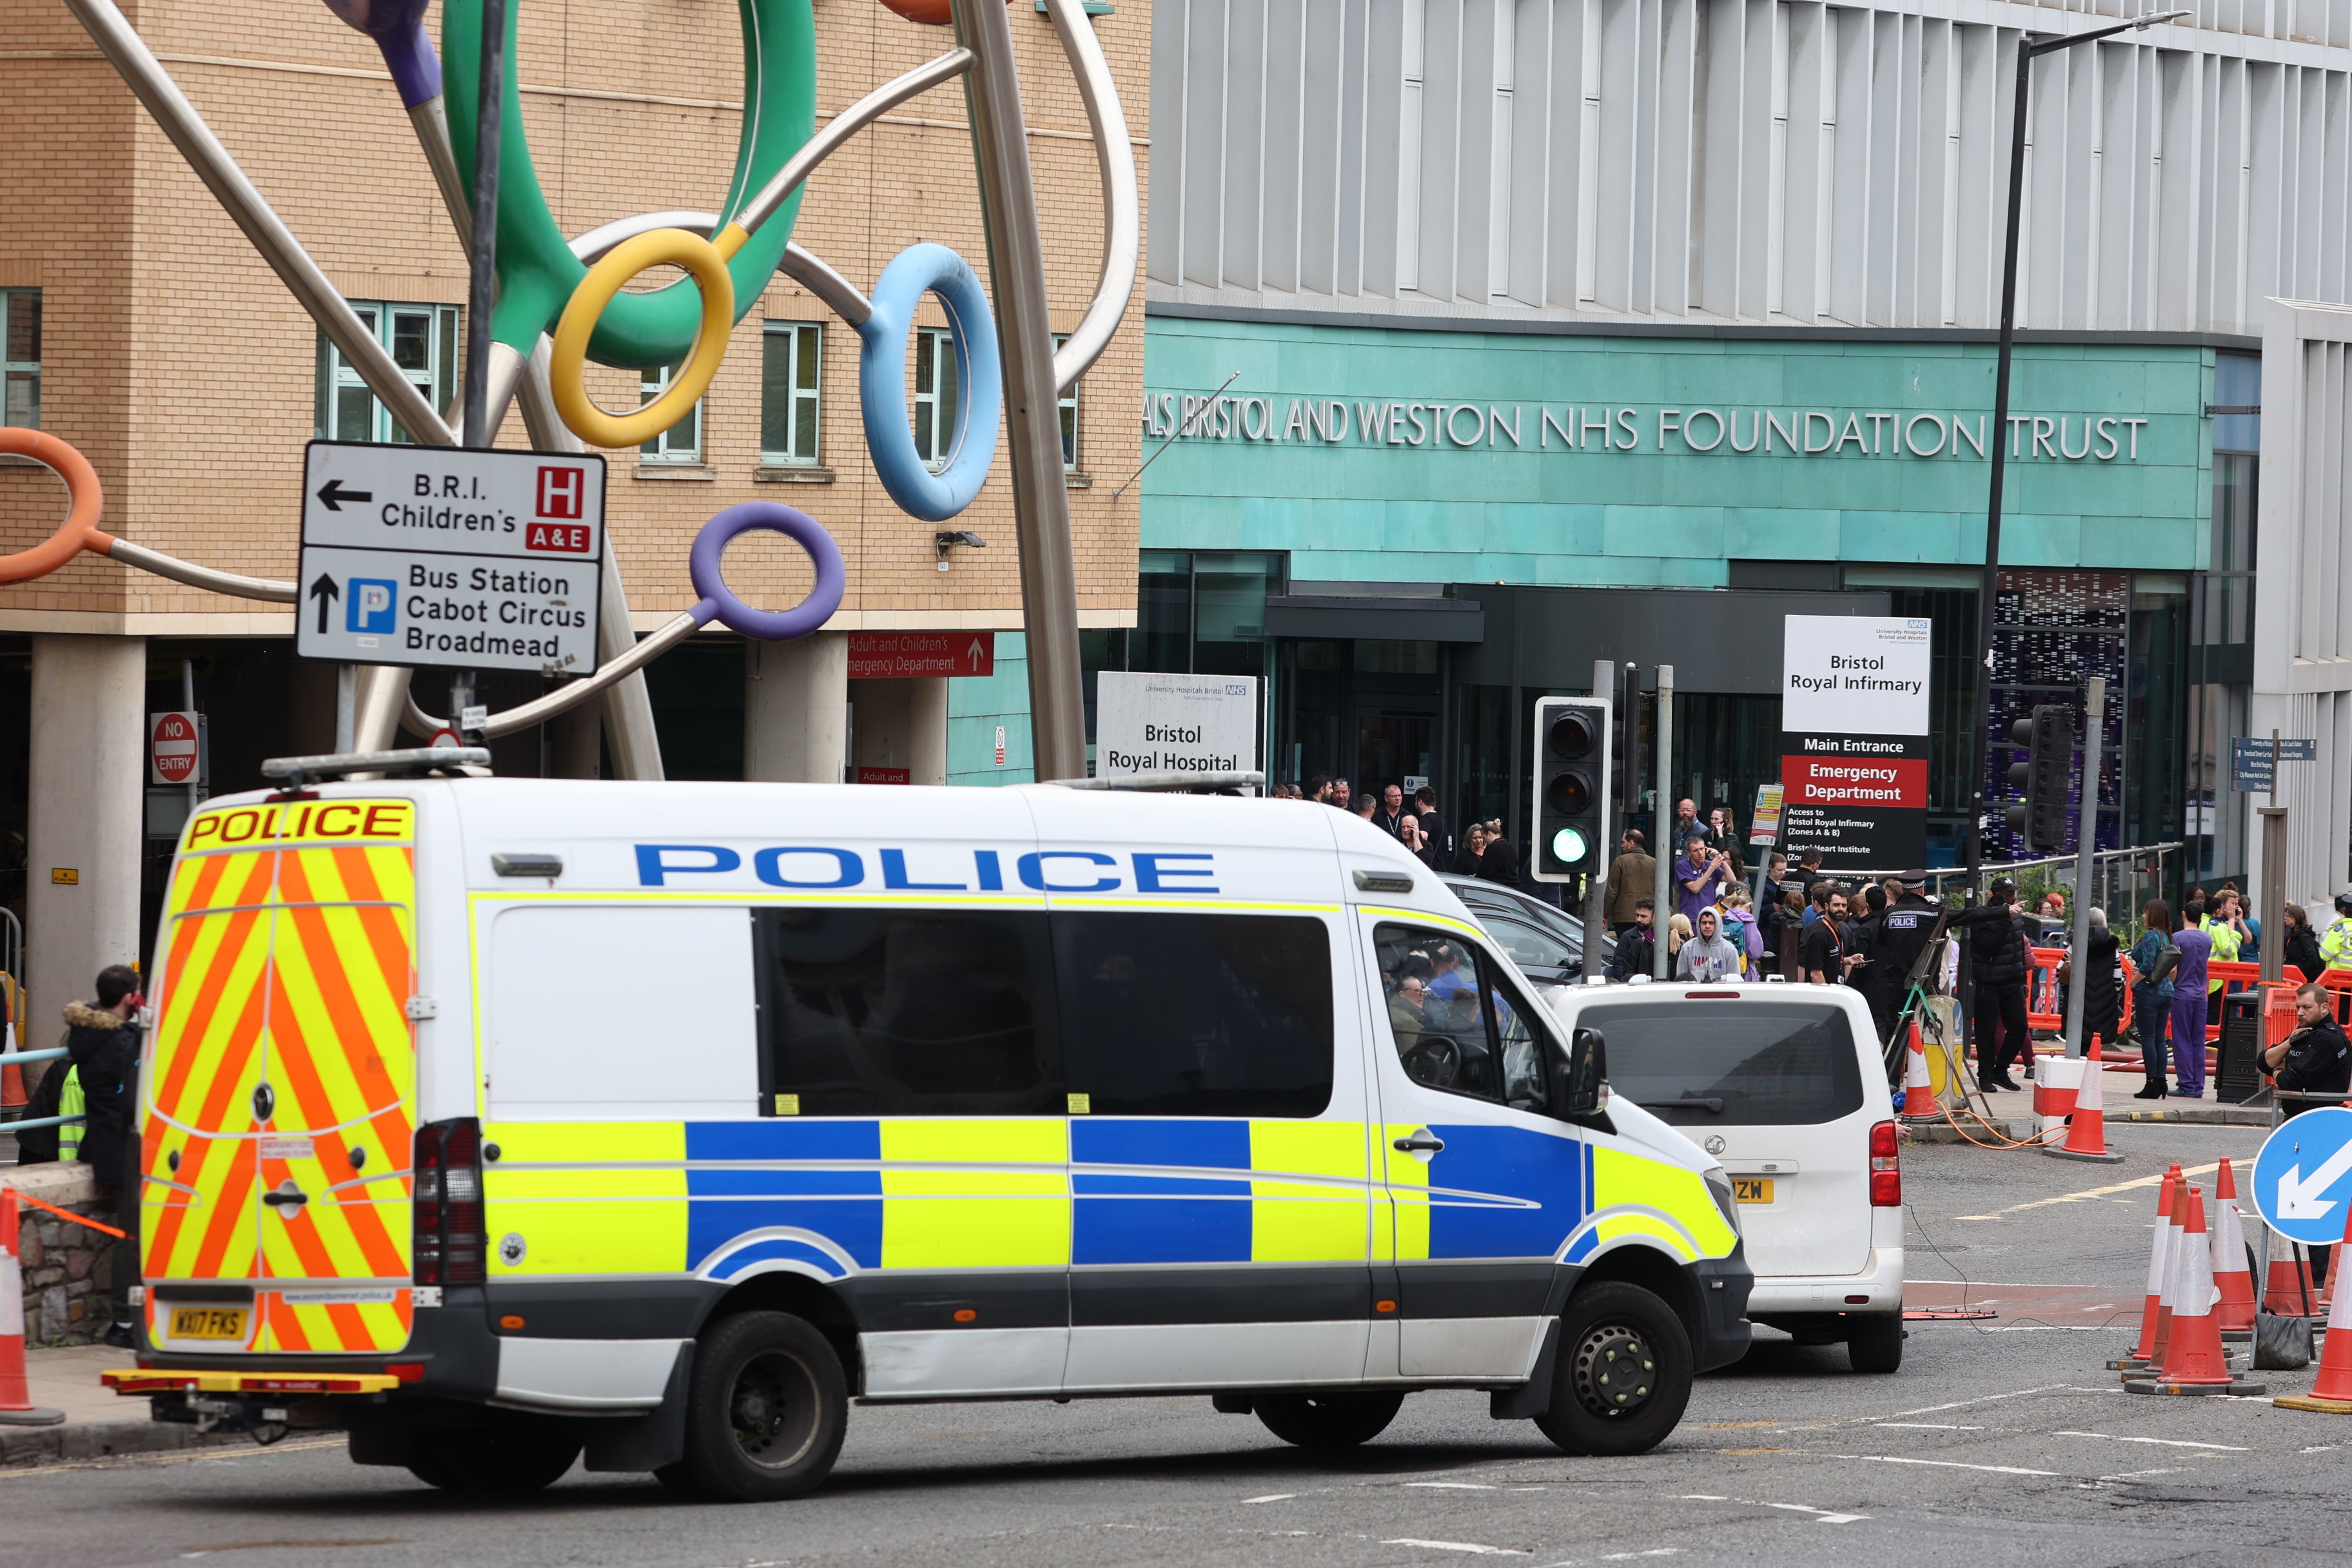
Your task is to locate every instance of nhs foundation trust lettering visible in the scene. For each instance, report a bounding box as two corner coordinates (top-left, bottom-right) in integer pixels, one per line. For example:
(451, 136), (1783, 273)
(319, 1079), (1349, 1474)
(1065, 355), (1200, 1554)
(1141, 392), (2153, 462)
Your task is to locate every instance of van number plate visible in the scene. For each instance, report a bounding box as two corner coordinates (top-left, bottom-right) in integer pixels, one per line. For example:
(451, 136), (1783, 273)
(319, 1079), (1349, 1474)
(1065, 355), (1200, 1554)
(1732, 1178), (1774, 1204)
(168, 1306), (248, 1341)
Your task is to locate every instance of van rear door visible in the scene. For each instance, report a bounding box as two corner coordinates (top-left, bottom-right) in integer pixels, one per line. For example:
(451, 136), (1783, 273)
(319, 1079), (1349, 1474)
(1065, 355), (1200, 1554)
(142, 797), (420, 1355)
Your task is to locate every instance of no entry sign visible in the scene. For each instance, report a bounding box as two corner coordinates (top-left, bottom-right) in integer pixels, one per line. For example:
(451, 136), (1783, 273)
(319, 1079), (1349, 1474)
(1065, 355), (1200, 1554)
(150, 710), (199, 786)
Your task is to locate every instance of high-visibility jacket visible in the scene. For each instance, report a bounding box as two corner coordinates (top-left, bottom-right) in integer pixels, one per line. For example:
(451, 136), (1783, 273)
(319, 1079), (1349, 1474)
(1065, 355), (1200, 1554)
(2322, 916), (2352, 972)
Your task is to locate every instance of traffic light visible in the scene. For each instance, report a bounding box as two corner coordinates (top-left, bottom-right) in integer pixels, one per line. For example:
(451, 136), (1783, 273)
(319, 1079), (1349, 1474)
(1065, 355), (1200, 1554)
(2004, 704), (2074, 852)
(1533, 696), (1611, 883)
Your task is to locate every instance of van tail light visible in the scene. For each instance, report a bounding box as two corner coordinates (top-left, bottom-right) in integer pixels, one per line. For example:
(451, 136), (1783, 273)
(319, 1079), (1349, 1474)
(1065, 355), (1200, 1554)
(414, 1119), (486, 1286)
(1868, 1119), (1901, 1207)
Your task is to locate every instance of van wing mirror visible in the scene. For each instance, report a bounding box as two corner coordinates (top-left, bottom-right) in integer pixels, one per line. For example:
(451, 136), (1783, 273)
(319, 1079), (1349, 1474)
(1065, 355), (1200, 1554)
(1563, 1027), (1608, 1115)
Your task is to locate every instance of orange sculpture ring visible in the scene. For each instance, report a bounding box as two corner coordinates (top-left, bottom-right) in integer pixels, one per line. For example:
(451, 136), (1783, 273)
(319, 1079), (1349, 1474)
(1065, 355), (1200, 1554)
(0, 427), (112, 583)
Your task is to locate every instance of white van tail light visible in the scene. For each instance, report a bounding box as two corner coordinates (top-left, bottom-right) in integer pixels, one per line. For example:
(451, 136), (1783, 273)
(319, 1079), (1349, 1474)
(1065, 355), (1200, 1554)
(1868, 1119), (1901, 1207)
(414, 1119), (486, 1286)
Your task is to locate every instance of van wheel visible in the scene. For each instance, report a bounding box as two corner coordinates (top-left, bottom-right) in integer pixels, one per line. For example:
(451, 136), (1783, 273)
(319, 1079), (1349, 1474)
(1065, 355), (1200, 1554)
(1847, 1315), (1905, 1373)
(406, 1412), (583, 1494)
(1533, 1282), (1692, 1457)
(1255, 1391), (1406, 1450)
(677, 1310), (848, 1502)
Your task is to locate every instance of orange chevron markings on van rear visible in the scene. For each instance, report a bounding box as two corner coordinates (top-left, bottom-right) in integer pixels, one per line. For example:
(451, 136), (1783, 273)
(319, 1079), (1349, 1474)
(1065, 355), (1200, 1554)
(142, 799), (418, 1355)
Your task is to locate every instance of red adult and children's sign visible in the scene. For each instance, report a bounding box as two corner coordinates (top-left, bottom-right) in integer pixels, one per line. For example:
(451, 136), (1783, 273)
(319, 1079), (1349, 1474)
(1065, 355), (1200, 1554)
(294, 440), (606, 676)
(847, 631), (994, 679)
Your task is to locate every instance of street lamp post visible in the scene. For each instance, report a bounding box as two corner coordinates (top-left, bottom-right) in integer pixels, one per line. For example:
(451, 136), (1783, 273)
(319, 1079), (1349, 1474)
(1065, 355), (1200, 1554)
(1962, 8), (2191, 912)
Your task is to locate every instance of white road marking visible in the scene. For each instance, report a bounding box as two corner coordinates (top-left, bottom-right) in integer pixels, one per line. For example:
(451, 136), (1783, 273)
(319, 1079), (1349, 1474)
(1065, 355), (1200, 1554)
(1888, 1384), (2073, 1417)
(2303, 1445), (2341, 1454)
(1382, 1539), (1531, 1556)
(1821, 1454), (2064, 1476)
(1873, 1422), (1983, 1429)
(1678, 1493), (1867, 1524)
(1244, 1494), (1297, 1504)
(2053, 1431), (2249, 1451)
(1957, 1162), (2222, 1222)
(1408, 1482), (1500, 1490)
(1977, 1326), (2122, 1333)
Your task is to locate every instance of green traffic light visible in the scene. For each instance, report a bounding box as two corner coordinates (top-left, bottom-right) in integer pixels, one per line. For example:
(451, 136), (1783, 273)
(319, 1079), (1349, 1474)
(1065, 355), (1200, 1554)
(1551, 826), (1590, 866)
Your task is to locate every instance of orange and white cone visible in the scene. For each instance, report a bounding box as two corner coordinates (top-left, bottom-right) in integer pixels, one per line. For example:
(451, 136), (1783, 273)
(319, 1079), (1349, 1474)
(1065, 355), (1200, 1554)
(2264, 1248), (2323, 1317)
(2128, 1186), (2267, 1395)
(2046, 1041), (2124, 1163)
(2113, 1169), (2179, 1371)
(0, 1191), (64, 1427)
(2277, 1202), (2352, 1412)
(1901, 1021), (1939, 1119)
(2212, 1157), (2257, 1337)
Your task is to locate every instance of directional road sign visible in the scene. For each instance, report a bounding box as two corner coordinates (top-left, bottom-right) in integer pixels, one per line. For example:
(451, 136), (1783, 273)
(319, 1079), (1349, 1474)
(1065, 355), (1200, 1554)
(295, 440), (606, 676)
(2235, 736), (2318, 761)
(2251, 1106), (2352, 1244)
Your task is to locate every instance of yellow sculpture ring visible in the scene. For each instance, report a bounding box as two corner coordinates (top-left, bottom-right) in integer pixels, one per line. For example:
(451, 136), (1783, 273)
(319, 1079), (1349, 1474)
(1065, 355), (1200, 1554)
(549, 224), (747, 448)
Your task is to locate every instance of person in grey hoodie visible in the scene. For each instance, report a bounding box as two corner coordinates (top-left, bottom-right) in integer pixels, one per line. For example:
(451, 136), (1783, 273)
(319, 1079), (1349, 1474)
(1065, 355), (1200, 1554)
(1676, 908), (1745, 983)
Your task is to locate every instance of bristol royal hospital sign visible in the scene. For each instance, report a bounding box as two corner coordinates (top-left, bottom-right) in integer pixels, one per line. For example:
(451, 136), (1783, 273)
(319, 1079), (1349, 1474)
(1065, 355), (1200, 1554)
(1140, 391), (2155, 462)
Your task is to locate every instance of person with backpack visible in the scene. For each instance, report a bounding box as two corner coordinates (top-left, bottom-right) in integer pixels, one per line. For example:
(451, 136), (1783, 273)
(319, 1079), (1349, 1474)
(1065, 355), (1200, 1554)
(15, 963), (143, 1349)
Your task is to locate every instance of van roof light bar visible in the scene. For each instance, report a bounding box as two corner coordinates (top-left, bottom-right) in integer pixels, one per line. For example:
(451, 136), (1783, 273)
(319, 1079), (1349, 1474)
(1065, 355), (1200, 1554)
(1043, 770), (1264, 793)
(260, 747), (493, 787)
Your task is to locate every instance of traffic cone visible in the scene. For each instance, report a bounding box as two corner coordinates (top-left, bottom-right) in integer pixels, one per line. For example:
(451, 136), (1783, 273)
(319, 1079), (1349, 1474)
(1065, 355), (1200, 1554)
(1901, 1020), (1939, 1119)
(2128, 1186), (2267, 1395)
(2046, 1041), (2125, 1163)
(2213, 1158), (2257, 1338)
(2277, 1202), (2352, 1413)
(2112, 1169), (2179, 1371)
(0, 1191), (64, 1426)
(2263, 1249), (2322, 1317)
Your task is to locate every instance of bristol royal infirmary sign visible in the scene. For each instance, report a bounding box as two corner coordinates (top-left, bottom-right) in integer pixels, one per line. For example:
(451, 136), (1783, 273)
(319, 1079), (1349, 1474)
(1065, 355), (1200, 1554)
(1141, 391), (2154, 462)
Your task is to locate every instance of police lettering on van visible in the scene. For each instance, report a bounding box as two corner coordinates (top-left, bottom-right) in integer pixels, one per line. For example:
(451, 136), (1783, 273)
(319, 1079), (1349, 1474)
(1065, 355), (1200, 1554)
(106, 779), (1751, 1502)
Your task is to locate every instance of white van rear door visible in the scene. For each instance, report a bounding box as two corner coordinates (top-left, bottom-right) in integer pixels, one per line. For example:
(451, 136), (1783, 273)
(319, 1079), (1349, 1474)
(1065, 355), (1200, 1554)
(1573, 994), (1872, 1278)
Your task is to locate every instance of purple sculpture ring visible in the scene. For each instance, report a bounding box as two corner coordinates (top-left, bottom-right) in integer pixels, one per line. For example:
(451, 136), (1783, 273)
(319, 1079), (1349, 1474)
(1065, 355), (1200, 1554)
(687, 502), (845, 641)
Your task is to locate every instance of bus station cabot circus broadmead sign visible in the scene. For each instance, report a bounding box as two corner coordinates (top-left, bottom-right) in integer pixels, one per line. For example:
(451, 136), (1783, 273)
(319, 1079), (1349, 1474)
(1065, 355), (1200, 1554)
(1141, 391), (2155, 462)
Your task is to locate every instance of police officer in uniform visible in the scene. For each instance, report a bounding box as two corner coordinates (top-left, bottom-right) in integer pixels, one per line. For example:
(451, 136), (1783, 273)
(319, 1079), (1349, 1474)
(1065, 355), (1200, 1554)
(1874, 874), (1941, 1044)
(2322, 892), (2352, 974)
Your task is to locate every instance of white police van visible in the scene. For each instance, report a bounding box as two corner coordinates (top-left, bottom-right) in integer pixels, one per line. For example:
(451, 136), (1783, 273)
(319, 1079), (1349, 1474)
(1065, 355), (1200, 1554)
(112, 773), (1750, 1499)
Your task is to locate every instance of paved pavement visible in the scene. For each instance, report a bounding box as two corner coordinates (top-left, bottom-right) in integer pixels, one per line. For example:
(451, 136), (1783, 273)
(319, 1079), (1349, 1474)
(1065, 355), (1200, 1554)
(9, 1120), (2352, 1568)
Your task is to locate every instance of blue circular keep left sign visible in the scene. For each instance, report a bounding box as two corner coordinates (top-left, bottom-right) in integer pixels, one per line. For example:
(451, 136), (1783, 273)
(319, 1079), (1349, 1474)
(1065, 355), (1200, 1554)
(2251, 1106), (2352, 1245)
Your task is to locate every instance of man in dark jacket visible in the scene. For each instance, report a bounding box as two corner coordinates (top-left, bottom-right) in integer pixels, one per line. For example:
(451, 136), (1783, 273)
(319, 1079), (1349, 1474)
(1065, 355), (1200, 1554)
(2079, 908), (2124, 1053)
(1957, 880), (2033, 1093)
(2268, 983), (2352, 1291)
(1607, 900), (1657, 981)
(15, 965), (141, 1179)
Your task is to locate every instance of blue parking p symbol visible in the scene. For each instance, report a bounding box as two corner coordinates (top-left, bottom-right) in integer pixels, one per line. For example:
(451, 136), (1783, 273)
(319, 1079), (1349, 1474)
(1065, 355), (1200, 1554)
(348, 578), (397, 635)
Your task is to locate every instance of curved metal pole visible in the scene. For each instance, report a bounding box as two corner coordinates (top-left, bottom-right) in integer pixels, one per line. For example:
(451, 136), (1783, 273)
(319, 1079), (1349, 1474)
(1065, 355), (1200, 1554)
(103, 540), (296, 603)
(404, 611), (702, 740)
(63, 0), (456, 449)
(731, 50), (975, 239)
(1042, 0), (1139, 397)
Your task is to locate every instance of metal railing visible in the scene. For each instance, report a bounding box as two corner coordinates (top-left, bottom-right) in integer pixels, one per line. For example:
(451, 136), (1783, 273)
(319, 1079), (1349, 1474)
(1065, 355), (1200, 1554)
(0, 1043), (77, 1133)
(1816, 841), (2185, 930)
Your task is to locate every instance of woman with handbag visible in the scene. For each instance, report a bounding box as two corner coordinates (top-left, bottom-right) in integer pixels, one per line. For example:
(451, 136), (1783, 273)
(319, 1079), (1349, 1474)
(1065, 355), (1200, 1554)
(2130, 899), (2180, 1100)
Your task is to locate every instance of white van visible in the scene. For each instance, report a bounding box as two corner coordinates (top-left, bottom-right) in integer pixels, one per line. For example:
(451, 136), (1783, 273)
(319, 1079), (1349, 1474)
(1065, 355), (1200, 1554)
(1544, 982), (1904, 1372)
(110, 774), (1752, 1499)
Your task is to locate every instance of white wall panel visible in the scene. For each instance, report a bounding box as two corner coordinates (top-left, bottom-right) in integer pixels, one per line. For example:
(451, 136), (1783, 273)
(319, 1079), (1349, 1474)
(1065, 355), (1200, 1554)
(1150, 0), (2352, 329)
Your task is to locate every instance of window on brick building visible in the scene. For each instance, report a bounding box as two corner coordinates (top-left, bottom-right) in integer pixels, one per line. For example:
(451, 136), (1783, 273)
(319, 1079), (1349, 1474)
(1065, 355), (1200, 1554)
(3, 290), (41, 429)
(639, 362), (703, 464)
(912, 326), (961, 473)
(1053, 331), (1079, 469)
(761, 321), (822, 466)
(315, 302), (458, 444)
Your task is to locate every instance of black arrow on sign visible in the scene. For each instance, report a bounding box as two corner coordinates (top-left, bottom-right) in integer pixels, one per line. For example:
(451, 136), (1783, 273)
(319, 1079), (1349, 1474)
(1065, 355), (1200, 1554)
(308, 573), (340, 636)
(315, 477), (373, 511)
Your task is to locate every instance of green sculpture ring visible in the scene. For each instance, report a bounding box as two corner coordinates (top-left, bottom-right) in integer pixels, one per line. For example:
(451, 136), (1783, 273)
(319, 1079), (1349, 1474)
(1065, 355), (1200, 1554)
(441, 0), (816, 367)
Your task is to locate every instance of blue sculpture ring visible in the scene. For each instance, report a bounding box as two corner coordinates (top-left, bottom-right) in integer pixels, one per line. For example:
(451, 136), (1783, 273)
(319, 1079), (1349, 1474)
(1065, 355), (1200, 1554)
(688, 502), (846, 640)
(858, 242), (1001, 522)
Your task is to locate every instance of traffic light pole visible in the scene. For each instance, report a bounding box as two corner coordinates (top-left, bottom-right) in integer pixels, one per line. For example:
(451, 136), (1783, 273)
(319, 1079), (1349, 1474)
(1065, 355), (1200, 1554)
(2060, 677), (2104, 1059)
(1653, 665), (1674, 981)
(1583, 658), (1615, 959)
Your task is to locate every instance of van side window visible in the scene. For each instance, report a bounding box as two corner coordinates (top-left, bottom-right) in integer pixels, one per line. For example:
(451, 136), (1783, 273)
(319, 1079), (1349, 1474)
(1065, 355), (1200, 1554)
(1056, 912), (1333, 1117)
(1374, 923), (1553, 1114)
(756, 908), (1062, 1115)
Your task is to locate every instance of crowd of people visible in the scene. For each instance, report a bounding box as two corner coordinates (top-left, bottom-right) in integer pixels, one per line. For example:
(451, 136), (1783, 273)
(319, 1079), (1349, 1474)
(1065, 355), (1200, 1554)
(1271, 776), (1527, 885)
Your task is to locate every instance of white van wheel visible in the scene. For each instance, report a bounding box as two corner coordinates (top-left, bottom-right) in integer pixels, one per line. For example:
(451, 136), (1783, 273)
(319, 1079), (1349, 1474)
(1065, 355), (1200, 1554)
(678, 1310), (848, 1502)
(1253, 1391), (1406, 1449)
(1846, 1315), (1905, 1373)
(1533, 1282), (1692, 1456)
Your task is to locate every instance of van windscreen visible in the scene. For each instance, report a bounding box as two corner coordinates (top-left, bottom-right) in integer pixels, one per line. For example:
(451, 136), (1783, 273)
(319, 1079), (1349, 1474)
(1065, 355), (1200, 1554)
(1575, 1002), (1863, 1126)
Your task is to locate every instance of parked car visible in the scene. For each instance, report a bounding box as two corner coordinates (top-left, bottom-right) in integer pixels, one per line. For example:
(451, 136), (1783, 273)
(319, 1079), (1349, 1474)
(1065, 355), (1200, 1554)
(1440, 874), (1613, 991)
(1544, 980), (1906, 1373)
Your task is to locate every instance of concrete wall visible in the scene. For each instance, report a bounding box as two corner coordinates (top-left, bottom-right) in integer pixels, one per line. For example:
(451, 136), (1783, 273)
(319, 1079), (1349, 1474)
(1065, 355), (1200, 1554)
(25, 635), (142, 1048)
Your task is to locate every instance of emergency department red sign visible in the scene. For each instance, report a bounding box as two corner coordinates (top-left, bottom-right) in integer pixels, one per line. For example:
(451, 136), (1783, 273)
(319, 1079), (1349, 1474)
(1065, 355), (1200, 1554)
(847, 632), (994, 680)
